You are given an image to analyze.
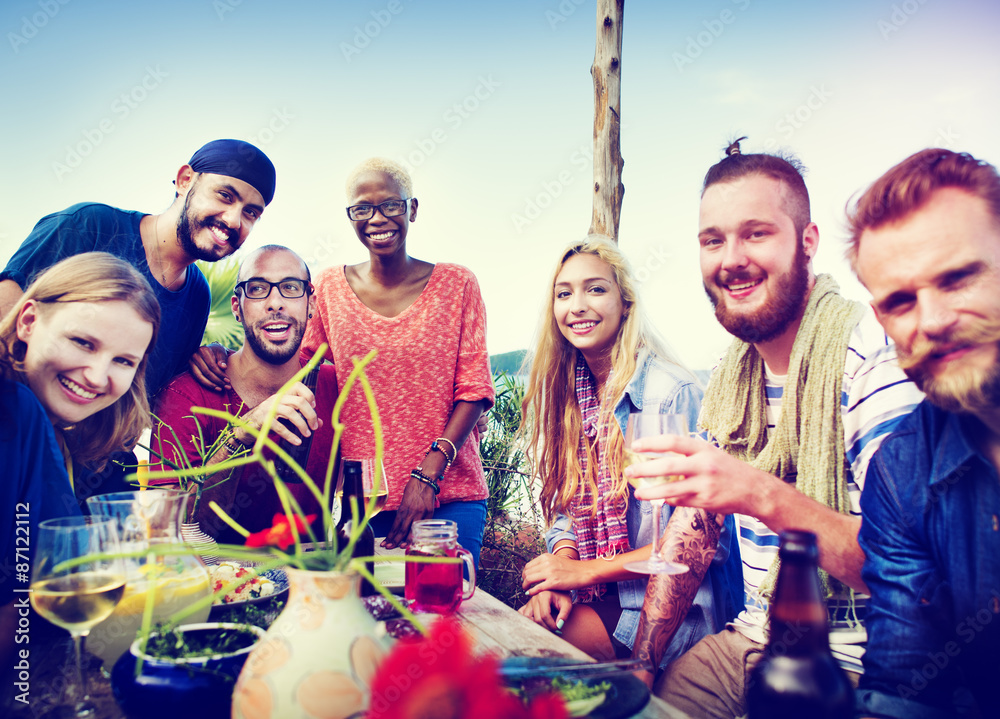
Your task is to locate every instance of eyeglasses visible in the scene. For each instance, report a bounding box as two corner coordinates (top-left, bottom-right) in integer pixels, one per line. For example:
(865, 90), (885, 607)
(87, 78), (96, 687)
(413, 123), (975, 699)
(345, 199), (411, 222)
(235, 278), (310, 299)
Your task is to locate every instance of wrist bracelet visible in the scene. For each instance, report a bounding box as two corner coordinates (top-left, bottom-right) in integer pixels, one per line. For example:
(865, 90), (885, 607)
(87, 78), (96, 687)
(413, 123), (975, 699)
(426, 441), (453, 474)
(224, 437), (245, 456)
(410, 468), (441, 495)
(433, 437), (457, 463)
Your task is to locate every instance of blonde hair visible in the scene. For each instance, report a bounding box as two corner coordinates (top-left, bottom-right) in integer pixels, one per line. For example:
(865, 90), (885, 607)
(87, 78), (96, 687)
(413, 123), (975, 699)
(345, 157), (414, 198)
(520, 235), (693, 524)
(0, 252), (160, 469)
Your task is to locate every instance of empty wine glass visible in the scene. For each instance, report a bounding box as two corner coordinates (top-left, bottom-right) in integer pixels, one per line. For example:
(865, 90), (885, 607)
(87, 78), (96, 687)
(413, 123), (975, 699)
(30, 515), (126, 718)
(622, 412), (691, 575)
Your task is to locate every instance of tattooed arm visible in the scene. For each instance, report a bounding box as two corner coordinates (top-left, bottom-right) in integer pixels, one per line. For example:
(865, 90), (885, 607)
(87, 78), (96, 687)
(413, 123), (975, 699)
(632, 506), (722, 688)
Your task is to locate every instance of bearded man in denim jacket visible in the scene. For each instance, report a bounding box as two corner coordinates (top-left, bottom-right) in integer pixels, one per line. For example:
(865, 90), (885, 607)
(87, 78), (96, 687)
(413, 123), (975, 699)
(849, 148), (1000, 718)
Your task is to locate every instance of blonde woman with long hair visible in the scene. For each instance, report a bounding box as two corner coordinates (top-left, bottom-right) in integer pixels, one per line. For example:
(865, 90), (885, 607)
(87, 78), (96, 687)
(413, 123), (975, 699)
(0, 252), (160, 503)
(519, 236), (740, 664)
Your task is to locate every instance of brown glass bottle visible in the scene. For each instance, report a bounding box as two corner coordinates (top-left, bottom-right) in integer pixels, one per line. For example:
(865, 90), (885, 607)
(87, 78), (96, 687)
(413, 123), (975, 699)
(274, 366), (320, 484)
(747, 530), (854, 719)
(336, 460), (376, 596)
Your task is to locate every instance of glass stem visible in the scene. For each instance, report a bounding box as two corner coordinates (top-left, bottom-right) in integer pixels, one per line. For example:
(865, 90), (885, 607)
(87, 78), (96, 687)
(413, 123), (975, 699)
(650, 499), (665, 564)
(71, 632), (87, 703)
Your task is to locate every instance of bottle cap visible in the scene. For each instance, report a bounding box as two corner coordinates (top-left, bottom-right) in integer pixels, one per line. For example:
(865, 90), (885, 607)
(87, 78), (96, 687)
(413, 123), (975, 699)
(778, 529), (819, 559)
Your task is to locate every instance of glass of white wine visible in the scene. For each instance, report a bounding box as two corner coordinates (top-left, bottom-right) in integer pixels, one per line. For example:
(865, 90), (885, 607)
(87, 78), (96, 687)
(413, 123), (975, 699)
(336, 458), (389, 521)
(622, 411), (691, 575)
(30, 515), (126, 718)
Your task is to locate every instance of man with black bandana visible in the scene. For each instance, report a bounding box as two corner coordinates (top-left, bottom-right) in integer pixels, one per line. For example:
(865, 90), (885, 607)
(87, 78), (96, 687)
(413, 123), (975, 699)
(0, 138), (276, 399)
(0, 139), (275, 505)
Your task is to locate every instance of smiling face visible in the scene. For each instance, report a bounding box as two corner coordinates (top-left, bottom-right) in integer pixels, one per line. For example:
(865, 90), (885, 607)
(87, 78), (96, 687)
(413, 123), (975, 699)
(176, 172), (264, 262)
(347, 170), (417, 258)
(16, 300), (154, 426)
(699, 174), (815, 346)
(234, 248), (314, 365)
(553, 253), (625, 366)
(857, 187), (1000, 416)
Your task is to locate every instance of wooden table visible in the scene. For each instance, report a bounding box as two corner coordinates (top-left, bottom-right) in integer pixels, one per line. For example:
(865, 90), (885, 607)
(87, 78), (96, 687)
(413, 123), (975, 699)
(455, 589), (691, 719)
(3, 553), (691, 719)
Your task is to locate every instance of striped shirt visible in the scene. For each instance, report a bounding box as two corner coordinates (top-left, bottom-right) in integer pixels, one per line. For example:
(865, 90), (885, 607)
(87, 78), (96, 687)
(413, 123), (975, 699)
(726, 308), (923, 672)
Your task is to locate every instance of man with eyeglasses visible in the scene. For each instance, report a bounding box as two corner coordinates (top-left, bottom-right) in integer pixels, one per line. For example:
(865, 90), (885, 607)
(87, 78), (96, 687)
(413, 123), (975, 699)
(149, 245), (337, 542)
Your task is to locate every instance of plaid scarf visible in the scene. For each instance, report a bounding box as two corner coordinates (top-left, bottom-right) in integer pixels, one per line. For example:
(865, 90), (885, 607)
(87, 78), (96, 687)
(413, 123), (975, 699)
(568, 351), (631, 602)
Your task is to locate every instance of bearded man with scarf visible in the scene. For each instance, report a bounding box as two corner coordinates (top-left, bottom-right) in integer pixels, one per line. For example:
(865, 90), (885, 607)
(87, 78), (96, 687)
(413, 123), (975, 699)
(624, 140), (924, 718)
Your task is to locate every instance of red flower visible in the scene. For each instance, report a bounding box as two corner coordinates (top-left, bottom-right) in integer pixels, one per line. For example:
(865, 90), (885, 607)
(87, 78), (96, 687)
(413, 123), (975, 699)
(244, 513), (317, 550)
(368, 617), (567, 719)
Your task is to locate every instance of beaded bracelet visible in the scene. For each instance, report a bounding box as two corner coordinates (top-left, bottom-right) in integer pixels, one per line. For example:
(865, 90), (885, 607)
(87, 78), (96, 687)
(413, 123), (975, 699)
(433, 437), (457, 463)
(224, 437), (245, 456)
(410, 468), (441, 495)
(427, 441), (454, 473)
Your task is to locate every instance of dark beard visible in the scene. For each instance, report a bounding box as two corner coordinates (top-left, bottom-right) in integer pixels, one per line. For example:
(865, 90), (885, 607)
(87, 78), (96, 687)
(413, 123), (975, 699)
(176, 192), (237, 262)
(705, 242), (811, 345)
(243, 318), (305, 365)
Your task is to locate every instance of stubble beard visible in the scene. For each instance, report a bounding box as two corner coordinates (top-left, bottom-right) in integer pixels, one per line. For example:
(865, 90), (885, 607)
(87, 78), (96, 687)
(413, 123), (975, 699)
(243, 317), (306, 366)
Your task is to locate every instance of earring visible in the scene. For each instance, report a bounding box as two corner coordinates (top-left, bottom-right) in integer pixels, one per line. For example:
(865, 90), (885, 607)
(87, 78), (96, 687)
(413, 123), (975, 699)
(308, 313), (313, 318)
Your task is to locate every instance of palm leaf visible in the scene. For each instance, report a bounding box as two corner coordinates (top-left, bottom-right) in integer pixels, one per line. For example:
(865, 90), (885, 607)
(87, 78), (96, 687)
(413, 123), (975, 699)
(196, 258), (243, 350)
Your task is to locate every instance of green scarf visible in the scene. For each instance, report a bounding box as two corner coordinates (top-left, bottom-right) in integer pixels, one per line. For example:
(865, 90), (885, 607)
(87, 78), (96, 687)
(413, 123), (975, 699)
(699, 274), (865, 608)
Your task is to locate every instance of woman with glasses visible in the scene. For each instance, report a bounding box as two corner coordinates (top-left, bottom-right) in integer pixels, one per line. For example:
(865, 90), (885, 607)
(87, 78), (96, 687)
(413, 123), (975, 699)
(301, 158), (494, 567)
(517, 237), (741, 666)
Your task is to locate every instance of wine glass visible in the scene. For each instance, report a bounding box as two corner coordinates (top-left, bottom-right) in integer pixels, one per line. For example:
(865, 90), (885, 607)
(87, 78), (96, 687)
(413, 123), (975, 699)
(30, 515), (126, 718)
(336, 458), (388, 521)
(622, 412), (691, 575)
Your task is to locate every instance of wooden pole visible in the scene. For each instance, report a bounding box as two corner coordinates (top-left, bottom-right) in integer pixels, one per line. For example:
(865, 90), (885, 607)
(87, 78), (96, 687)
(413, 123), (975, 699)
(589, 0), (625, 242)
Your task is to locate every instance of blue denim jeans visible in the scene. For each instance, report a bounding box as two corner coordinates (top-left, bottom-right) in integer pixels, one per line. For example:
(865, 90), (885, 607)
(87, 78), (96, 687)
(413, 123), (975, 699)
(368, 499), (488, 572)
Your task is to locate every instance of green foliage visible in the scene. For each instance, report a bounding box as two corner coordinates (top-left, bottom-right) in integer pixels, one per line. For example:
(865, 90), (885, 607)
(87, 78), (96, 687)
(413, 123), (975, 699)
(196, 258), (243, 350)
(478, 373), (545, 609)
(489, 349), (528, 376)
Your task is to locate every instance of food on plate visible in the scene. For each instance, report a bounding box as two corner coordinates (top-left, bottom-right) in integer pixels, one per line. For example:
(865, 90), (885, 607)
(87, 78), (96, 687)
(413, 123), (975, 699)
(512, 675), (612, 717)
(210, 561), (277, 604)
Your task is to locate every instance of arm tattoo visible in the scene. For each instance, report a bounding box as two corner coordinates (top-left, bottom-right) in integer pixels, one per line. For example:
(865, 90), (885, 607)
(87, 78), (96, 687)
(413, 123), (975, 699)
(632, 507), (722, 670)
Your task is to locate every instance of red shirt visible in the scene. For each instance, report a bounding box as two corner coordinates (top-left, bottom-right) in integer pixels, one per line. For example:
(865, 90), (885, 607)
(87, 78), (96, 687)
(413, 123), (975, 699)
(150, 359), (338, 543)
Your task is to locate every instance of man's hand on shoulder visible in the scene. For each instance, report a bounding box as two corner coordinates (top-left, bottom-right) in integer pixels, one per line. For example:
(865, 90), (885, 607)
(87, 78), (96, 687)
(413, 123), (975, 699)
(190, 343), (231, 391)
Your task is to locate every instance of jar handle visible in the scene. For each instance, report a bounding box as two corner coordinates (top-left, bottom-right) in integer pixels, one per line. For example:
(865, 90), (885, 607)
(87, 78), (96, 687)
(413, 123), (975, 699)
(457, 547), (476, 601)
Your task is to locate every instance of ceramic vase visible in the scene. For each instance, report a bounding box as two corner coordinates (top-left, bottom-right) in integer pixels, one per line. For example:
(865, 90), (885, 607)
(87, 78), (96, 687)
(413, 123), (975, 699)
(231, 568), (387, 719)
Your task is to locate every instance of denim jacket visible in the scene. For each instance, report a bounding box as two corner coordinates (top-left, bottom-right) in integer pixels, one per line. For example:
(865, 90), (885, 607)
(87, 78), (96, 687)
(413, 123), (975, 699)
(857, 400), (1000, 719)
(546, 348), (743, 667)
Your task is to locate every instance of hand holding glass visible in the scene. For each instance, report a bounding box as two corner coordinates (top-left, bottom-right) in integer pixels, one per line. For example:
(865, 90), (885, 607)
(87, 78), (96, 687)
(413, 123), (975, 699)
(622, 412), (690, 575)
(30, 516), (126, 718)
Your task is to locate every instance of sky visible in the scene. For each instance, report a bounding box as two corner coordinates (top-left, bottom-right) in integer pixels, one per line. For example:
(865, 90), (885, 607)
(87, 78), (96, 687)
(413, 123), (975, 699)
(1, 0), (999, 370)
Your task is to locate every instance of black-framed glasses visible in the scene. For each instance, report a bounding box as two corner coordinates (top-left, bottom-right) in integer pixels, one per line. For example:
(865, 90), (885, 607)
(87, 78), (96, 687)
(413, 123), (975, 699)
(346, 199), (412, 221)
(235, 278), (310, 299)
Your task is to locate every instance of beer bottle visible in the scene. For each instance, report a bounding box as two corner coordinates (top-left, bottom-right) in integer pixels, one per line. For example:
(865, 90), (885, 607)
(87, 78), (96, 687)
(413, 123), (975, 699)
(747, 530), (854, 718)
(336, 460), (376, 596)
(274, 366), (320, 483)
